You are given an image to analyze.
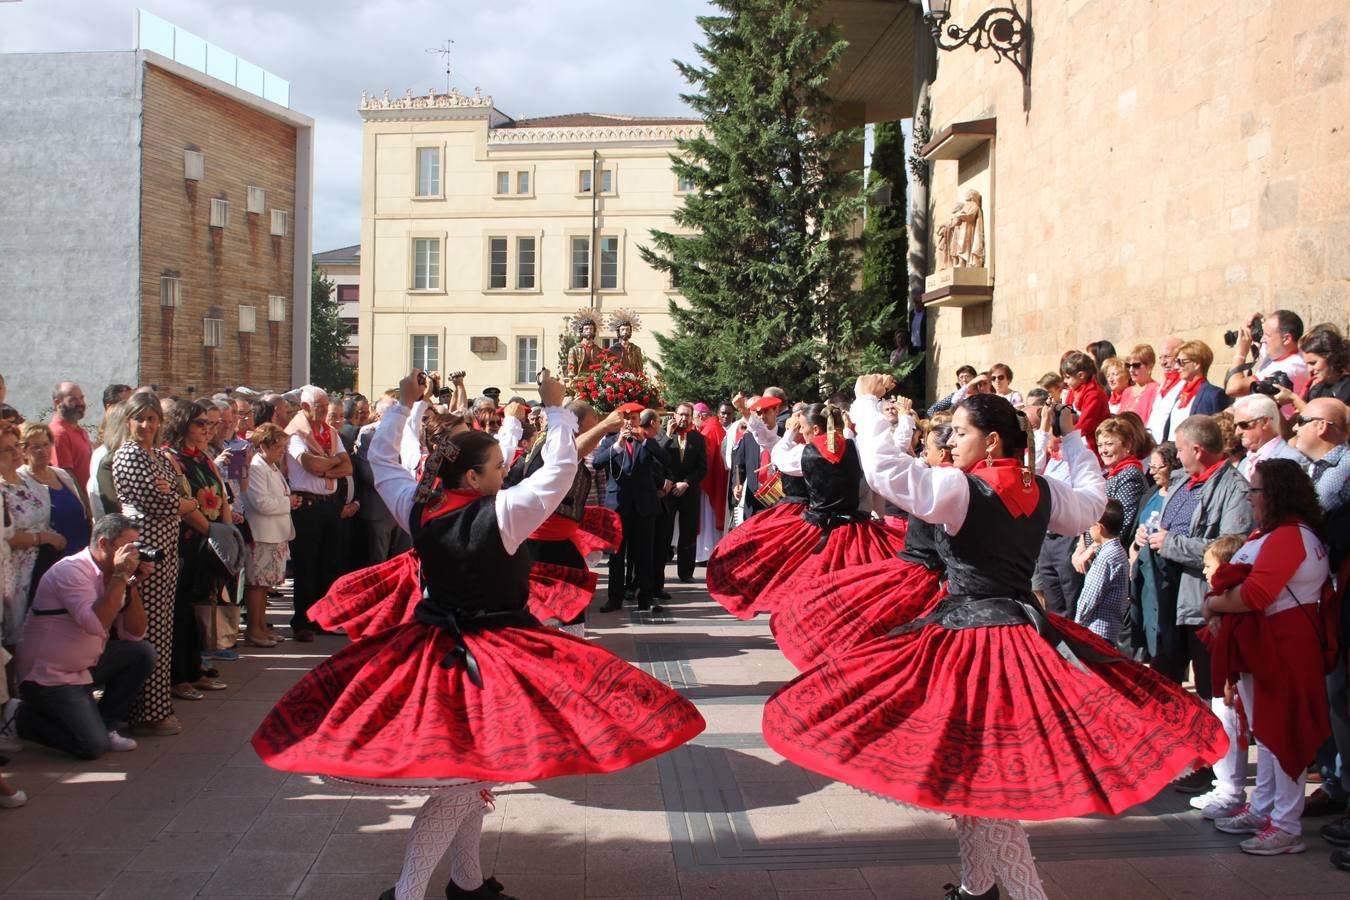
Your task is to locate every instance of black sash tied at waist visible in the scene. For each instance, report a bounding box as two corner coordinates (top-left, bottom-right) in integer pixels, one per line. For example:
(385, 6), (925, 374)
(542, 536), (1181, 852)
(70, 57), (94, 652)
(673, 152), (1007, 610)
(804, 510), (871, 551)
(886, 595), (1123, 673)
(414, 574), (538, 688)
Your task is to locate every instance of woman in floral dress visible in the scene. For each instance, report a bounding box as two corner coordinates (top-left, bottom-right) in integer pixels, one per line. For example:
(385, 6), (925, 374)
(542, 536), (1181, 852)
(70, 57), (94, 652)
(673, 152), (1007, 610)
(162, 400), (232, 701)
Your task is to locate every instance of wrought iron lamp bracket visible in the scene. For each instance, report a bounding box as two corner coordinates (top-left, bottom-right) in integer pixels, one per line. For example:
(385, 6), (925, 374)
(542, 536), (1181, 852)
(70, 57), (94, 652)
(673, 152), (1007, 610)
(925, 5), (1032, 83)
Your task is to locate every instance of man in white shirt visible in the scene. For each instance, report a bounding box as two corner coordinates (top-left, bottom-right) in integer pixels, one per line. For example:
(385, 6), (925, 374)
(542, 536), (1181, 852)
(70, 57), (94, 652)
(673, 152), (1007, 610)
(286, 386), (352, 641)
(1232, 393), (1308, 481)
(1146, 335), (1186, 444)
(1226, 309), (1310, 407)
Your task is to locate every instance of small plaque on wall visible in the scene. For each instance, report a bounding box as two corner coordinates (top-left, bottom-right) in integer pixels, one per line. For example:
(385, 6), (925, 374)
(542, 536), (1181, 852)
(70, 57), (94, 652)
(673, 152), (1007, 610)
(470, 336), (499, 354)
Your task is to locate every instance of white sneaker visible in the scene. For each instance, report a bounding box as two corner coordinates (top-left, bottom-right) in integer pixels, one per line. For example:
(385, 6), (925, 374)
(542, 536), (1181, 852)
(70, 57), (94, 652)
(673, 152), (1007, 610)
(1193, 789), (1246, 820)
(0, 789), (26, 809)
(1216, 805), (1269, 835)
(106, 730), (138, 752)
(1240, 824), (1306, 855)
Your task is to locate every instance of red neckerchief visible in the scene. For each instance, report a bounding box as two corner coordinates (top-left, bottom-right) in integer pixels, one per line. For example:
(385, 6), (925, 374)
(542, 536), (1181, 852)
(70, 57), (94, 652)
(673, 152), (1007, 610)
(312, 419), (332, 451)
(1160, 370), (1181, 393)
(1063, 386), (1077, 408)
(1175, 375), (1205, 408)
(419, 488), (480, 526)
(1205, 561), (1253, 598)
(1186, 457), (1227, 489)
(1106, 456), (1143, 478)
(1108, 388), (1126, 407)
(810, 434), (845, 464)
(1268, 350), (1294, 363)
(969, 458), (1040, 517)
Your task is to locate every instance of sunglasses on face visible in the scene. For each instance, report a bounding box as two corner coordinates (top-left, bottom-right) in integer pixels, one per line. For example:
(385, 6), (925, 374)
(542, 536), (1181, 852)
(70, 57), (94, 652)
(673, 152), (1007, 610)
(1175, 357), (1194, 366)
(1127, 362), (1145, 369)
(990, 374), (1009, 382)
(189, 418), (211, 428)
(1292, 415), (1332, 428)
(1234, 417), (1268, 430)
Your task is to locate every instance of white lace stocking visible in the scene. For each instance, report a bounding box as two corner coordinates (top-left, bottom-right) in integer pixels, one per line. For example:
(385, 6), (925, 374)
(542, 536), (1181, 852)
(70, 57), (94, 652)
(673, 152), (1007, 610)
(395, 785), (487, 900)
(448, 789), (495, 890)
(953, 816), (1047, 900)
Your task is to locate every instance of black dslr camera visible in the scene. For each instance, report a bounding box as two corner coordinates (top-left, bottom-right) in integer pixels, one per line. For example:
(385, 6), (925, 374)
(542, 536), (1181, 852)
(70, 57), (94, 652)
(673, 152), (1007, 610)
(1224, 314), (1263, 349)
(131, 541), (163, 564)
(1050, 403), (1079, 437)
(1250, 370), (1293, 398)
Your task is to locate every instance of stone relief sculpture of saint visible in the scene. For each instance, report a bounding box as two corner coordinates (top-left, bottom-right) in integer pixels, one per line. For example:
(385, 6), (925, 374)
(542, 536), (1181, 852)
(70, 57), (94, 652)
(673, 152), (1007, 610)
(949, 189), (985, 268)
(933, 201), (963, 271)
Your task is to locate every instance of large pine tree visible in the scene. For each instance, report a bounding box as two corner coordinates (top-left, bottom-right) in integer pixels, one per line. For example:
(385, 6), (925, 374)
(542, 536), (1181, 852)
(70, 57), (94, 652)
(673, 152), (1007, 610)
(642, 0), (868, 402)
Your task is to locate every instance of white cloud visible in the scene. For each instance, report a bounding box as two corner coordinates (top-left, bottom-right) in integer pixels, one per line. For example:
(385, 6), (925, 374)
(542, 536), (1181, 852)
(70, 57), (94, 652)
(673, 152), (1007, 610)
(1, 0), (714, 250)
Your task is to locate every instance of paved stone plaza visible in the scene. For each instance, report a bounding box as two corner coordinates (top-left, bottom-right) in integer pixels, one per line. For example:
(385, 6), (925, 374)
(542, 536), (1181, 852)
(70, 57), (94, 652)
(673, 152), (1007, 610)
(0, 571), (1344, 899)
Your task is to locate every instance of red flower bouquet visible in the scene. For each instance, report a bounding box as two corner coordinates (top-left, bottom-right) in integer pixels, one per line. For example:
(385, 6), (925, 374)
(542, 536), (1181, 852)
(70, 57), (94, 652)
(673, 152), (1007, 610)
(568, 348), (665, 413)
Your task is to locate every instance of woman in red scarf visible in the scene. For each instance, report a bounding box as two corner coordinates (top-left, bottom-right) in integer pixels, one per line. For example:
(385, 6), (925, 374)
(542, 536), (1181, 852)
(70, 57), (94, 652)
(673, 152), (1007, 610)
(1102, 357), (1131, 415)
(766, 386), (1225, 900)
(1072, 416), (1152, 578)
(1204, 458), (1331, 856)
(1165, 340), (1232, 437)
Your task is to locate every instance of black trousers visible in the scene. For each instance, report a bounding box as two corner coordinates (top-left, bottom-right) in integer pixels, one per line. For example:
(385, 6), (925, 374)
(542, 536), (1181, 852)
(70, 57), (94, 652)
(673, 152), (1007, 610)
(654, 490), (701, 592)
(1037, 532), (1084, 618)
(610, 511), (656, 602)
(1150, 623), (1214, 701)
(289, 496), (342, 630)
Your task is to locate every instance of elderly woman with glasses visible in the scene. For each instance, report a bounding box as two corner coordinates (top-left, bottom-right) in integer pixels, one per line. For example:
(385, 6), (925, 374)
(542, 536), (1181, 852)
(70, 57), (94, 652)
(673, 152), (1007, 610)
(162, 400), (232, 703)
(1164, 340), (1232, 439)
(1117, 344), (1161, 422)
(1101, 357), (1131, 415)
(988, 362), (1022, 407)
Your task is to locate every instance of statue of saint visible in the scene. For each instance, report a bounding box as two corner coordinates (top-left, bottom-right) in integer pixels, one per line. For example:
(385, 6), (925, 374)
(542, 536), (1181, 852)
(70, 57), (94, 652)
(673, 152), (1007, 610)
(949, 189), (985, 268)
(607, 308), (645, 375)
(566, 310), (602, 378)
(933, 201), (963, 271)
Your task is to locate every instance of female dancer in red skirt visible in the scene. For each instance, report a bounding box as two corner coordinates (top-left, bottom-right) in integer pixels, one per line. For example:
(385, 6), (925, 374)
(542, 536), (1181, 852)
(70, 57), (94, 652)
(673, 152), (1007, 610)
(771, 418), (950, 671)
(708, 402), (904, 619)
(253, 370), (704, 900)
(309, 402), (622, 641)
(764, 378), (1228, 900)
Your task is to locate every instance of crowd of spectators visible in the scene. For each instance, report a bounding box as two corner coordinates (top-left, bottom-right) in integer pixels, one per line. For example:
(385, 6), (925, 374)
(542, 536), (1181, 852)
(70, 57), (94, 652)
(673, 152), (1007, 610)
(0, 307), (1345, 858)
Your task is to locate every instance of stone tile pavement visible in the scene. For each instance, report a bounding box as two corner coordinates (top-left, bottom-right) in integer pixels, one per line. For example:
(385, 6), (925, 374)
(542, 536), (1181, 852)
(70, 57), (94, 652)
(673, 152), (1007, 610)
(1, 570), (1346, 898)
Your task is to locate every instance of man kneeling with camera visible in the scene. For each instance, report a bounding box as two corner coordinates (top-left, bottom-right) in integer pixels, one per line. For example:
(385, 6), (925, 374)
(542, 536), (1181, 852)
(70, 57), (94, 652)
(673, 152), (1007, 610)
(14, 514), (156, 759)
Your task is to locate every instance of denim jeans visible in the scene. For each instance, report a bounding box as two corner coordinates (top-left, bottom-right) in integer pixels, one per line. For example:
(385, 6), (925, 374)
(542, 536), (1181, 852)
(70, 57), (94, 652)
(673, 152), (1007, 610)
(18, 639), (156, 759)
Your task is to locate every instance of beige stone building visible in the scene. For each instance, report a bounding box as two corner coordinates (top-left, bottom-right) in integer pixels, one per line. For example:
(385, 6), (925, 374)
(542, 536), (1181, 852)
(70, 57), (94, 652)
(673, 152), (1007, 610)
(913, 0), (1349, 393)
(355, 90), (701, 400)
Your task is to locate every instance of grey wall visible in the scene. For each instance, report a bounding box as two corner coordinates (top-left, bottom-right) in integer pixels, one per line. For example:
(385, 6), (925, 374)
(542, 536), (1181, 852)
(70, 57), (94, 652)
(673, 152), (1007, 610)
(0, 51), (142, 423)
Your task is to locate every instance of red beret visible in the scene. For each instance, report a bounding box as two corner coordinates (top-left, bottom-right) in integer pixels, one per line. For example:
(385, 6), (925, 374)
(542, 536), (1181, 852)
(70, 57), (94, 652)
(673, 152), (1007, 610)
(615, 402), (646, 414)
(749, 396), (783, 412)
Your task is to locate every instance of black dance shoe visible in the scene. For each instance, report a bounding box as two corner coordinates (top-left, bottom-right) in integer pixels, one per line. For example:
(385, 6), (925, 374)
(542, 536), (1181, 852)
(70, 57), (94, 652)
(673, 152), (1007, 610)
(943, 884), (999, 900)
(598, 596), (624, 613)
(447, 876), (515, 899)
(1171, 766), (1213, 794)
(1332, 847), (1350, 871)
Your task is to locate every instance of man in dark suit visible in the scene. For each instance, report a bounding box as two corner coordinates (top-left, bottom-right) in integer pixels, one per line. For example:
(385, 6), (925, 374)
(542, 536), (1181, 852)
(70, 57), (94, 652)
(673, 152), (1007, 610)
(654, 402), (708, 597)
(594, 404), (667, 613)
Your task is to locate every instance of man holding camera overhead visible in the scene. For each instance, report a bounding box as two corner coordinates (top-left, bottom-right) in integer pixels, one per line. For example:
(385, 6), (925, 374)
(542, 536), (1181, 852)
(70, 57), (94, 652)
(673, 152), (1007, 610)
(13, 514), (155, 759)
(1225, 309), (1310, 411)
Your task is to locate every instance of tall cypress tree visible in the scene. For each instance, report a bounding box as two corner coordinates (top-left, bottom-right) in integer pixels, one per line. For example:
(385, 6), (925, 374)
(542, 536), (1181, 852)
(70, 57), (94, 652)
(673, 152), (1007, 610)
(642, 0), (864, 402)
(856, 120), (920, 392)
